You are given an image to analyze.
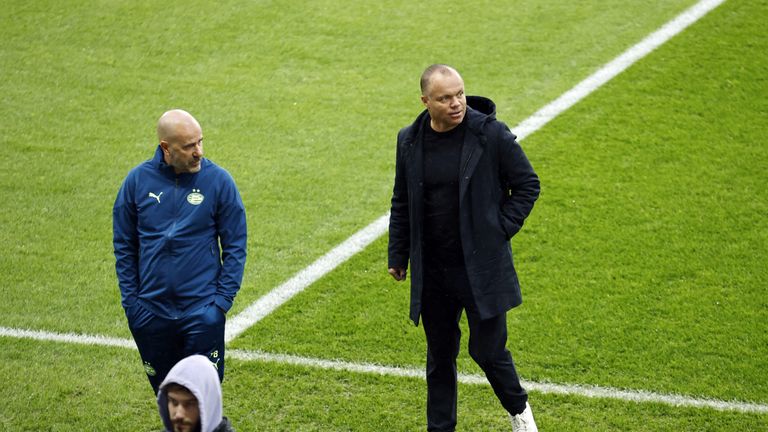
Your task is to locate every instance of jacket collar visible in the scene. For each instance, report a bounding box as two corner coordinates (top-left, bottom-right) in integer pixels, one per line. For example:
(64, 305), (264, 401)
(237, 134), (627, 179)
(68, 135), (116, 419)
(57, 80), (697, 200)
(151, 144), (207, 178)
(403, 95), (496, 146)
(402, 96), (497, 202)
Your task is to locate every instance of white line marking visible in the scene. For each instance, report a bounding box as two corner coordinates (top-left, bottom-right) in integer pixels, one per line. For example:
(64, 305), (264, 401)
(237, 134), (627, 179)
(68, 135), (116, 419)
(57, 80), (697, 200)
(225, 213), (390, 342)
(225, 0), (728, 339)
(2, 0), (741, 420)
(227, 348), (768, 415)
(0, 326), (137, 350)
(3, 326), (763, 414)
(514, 0), (727, 140)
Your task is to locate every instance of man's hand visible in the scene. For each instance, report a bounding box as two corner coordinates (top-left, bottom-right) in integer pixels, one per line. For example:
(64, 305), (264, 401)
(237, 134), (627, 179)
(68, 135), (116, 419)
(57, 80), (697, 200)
(388, 267), (407, 281)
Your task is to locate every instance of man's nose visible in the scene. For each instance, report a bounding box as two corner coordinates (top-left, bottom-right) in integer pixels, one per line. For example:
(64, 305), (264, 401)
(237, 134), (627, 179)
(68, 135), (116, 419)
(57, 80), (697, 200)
(193, 143), (203, 157)
(173, 406), (186, 420)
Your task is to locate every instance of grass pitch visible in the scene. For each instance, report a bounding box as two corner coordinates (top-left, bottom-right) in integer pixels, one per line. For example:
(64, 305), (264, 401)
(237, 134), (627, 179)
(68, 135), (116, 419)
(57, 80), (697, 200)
(1, 0), (766, 430)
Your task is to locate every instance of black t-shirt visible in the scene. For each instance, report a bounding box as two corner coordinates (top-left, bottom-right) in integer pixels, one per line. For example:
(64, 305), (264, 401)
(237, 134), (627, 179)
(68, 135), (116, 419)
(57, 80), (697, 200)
(422, 121), (466, 267)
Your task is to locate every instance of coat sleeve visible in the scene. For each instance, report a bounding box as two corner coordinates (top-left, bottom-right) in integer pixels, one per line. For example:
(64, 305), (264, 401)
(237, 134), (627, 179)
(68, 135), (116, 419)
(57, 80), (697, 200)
(388, 128), (410, 269)
(496, 123), (540, 239)
(113, 173), (140, 309)
(214, 172), (248, 313)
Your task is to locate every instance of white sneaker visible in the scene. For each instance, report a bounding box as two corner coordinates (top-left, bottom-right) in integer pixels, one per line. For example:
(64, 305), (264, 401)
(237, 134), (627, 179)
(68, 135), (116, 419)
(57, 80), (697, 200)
(509, 402), (538, 432)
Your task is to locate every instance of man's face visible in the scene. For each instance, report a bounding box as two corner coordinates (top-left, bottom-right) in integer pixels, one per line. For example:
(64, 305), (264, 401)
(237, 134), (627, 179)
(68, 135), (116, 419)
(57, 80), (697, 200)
(162, 122), (204, 174)
(421, 71), (466, 132)
(167, 387), (200, 432)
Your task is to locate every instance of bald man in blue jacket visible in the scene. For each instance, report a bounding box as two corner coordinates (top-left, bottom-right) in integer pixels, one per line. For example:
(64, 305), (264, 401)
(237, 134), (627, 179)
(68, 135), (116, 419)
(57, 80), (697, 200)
(113, 109), (247, 394)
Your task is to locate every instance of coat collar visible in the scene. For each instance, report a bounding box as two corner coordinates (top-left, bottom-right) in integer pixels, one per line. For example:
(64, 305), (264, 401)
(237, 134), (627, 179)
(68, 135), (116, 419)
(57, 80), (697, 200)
(151, 144), (208, 179)
(404, 96), (495, 145)
(403, 98), (494, 201)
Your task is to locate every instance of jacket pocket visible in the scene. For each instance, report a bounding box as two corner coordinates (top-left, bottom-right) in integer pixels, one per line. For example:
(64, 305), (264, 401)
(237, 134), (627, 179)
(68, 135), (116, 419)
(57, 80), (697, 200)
(126, 302), (155, 330)
(496, 209), (512, 240)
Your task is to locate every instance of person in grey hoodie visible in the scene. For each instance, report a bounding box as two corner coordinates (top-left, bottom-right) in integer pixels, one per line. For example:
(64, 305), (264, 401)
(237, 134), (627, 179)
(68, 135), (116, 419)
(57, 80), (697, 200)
(157, 355), (235, 432)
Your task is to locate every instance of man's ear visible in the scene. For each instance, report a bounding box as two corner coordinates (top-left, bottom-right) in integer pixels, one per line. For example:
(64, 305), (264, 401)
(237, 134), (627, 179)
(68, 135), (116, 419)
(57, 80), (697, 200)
(420, 95), (429, 107)
(160, 141), (169, 154)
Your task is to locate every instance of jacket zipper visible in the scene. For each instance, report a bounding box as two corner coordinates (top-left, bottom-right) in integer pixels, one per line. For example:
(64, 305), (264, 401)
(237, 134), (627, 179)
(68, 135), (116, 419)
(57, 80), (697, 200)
(462, 148), (474, 178)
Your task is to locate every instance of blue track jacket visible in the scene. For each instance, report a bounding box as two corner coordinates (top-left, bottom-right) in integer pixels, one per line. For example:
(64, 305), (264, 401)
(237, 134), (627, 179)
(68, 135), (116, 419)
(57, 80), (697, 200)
(113, 146), (247, 320)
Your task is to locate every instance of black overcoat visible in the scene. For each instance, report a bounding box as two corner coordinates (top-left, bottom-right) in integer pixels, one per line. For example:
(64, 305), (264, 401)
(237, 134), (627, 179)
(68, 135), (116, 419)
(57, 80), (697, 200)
(388, 96), (540, 324)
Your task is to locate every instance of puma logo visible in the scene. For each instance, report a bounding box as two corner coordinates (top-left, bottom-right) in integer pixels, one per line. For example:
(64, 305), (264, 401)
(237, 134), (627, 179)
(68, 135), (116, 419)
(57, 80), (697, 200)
(148, 191), (163, 203)
(211, 358), (220, 370)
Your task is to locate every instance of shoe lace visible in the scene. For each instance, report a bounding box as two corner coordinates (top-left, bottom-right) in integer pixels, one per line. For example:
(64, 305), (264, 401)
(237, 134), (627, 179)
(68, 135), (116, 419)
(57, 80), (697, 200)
(511, 413), (529, 429)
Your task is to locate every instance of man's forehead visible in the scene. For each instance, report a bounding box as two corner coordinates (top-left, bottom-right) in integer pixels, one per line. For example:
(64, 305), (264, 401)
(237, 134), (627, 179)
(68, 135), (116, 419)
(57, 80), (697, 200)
(429, 72), (463, 91)
(167, 387), (196, 401)
(430, 82), (464, 97)
(169, 125), (202, 145)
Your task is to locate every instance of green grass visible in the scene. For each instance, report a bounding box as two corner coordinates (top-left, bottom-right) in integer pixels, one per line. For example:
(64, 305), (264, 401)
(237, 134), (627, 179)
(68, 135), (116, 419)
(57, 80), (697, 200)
(1, 0), (766, 430)
(0, 0), (694, 335)
(520, 0), (768, 403)
(3, 339), (767, 431)
(237, 0), (768, 402)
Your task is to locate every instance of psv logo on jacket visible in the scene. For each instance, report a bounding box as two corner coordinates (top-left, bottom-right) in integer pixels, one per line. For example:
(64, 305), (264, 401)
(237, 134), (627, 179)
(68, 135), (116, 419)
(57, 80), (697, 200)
(187, 189), (204, 205)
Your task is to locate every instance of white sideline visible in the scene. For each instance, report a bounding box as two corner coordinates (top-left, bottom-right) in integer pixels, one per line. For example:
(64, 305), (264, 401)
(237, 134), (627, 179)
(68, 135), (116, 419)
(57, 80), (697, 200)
(4, 0), (743, 421)
(1, 326), (765, 414)
(0, 326), (137, 350)
(224, 0), (728, 340)
(224, 213), (391, 342)
(513, 0), (727, 140)
(228, 348), (768, 415)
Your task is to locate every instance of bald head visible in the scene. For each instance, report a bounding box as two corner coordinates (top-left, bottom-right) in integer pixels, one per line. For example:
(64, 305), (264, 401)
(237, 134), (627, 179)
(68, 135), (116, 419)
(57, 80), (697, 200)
(420, 64), (462, 96)
(157, 109), (201, 144)
(157, 109), (204, 174)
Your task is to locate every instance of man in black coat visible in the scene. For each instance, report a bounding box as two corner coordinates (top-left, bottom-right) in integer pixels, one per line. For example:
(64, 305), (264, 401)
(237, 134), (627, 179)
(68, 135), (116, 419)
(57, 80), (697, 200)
(388, 64), (540, 432)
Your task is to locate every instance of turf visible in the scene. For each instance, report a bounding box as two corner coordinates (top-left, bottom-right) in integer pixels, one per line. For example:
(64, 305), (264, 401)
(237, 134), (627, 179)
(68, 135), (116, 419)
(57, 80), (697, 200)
(234, 0), (768, 404)
(1, 0), (766, 430)
(0, 0), (694, 336)
(3, 339), (767, 431)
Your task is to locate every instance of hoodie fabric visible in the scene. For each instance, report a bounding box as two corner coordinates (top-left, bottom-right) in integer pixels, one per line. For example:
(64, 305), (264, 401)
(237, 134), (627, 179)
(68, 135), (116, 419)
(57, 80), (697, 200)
(113, 146), (247, 320)
(157, 355), (234, 432)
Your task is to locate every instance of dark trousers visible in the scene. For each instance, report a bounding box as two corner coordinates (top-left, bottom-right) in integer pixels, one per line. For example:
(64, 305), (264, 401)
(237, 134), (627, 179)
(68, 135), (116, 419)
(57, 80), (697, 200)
(421, 265), (527, 432)
(128, 301), (226, 394)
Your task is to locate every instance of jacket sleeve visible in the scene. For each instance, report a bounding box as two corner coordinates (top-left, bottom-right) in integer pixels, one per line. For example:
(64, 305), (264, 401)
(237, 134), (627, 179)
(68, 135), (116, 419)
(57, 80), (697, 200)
(496, 123), (540, 239)
(214, 172), (247, 313)
(388, 128), (410, 269)
(113, 173), (140, 309)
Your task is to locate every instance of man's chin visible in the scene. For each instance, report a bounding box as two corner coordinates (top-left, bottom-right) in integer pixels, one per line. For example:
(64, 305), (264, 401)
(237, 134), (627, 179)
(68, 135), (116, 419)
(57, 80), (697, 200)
(173, 423), (194, 432)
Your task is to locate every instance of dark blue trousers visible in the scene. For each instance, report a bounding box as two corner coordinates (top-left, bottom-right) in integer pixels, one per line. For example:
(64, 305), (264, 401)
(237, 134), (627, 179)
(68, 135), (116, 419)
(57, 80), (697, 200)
(421, 265), (528, 432)
(127, 301), (226, 394)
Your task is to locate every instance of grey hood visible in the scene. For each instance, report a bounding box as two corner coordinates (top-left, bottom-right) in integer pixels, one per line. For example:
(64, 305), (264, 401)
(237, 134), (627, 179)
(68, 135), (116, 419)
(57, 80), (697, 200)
(157, 355), (223, 432)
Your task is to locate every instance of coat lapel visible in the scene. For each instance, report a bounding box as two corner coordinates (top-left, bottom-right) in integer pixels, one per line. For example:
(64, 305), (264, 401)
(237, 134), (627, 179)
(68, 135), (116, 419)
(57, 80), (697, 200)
(406, 129), (424, 219)
(459, 134), (483, 202)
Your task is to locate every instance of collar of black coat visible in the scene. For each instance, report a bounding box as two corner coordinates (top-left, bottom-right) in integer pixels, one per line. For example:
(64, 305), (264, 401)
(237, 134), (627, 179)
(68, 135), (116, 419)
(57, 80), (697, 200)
(407, 95), (497, 143)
